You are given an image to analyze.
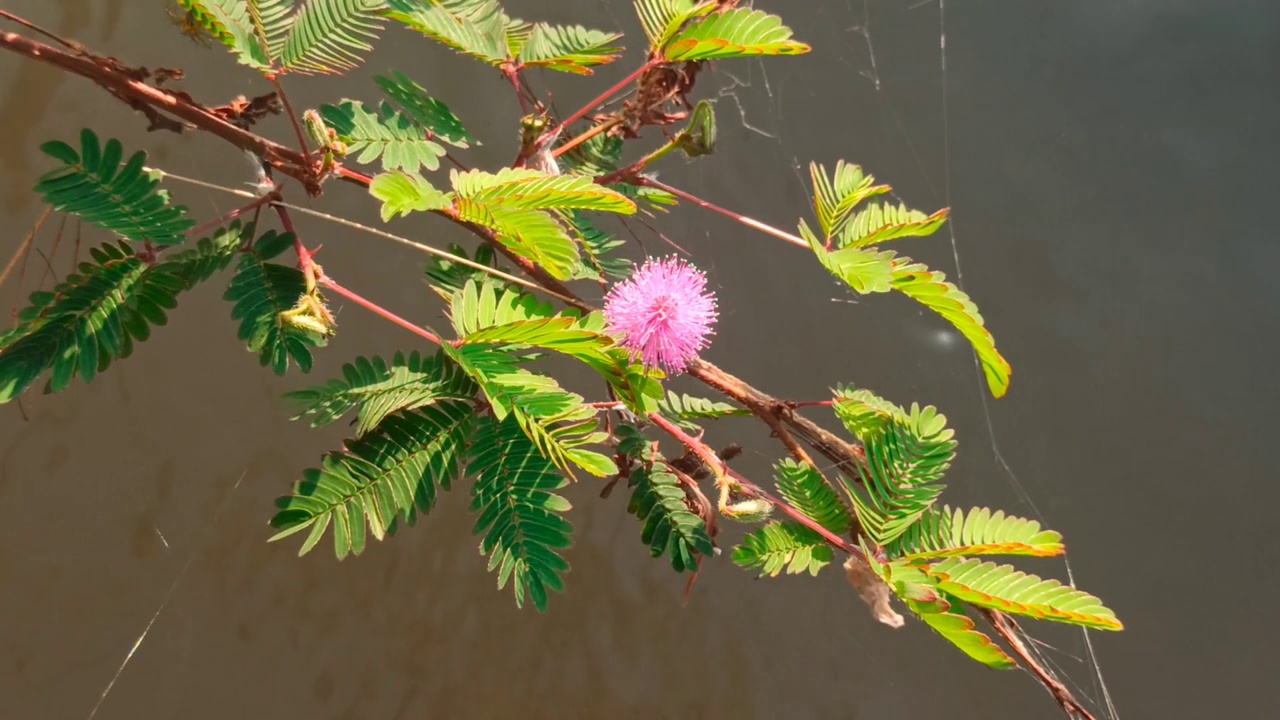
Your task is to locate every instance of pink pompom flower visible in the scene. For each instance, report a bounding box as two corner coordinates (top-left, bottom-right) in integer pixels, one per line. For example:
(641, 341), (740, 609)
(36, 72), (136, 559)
(603, 256), (718, 374)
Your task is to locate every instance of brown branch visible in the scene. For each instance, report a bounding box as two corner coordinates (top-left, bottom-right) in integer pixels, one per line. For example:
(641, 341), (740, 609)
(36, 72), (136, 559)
(0, 31), (315, 189)
(980, 609), (1099, 720)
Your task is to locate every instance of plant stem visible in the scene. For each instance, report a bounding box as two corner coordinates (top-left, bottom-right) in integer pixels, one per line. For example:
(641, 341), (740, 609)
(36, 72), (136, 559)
(541, 61), (655, 151)
(551, 117), (622, 159)
(597, 139), (681, 185)
(634, 177), (809, 249)
(646, 411), (860, 555)
(267, 75), (313, 171)
(318, 275), (442, 346)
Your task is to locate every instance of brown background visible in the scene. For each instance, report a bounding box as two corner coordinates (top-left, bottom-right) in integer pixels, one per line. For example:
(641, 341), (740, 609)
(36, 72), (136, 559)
(2, 1), (1276, 718)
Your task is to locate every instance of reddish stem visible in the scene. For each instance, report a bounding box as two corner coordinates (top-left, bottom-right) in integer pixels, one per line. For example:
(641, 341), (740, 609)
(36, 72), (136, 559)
(318, 276), (442, 346)
(541, 61), (655, 152)
(635, 177), (809, 249)
(646, 411), (860, 556)
(267, 74), (313, 171)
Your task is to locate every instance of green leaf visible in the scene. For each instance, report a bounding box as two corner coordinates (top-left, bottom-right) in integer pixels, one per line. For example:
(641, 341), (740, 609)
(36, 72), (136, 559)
(733, 522), (832, 577)
(774, 459), (853, 536)
(627, 462), (714, 573)
(839, 203), (949, 249)
(319, 100), (447, 173)
(634, 0), (705, 49)
(804, 220), (895, 294)
(833, 386), (955, 546)
(369, 170), (452, 221)
(222, 233), (327, 375)
(269, 401), (475, 558)
(880, 561), (1017, 669)
(0, 243), (147, 401)
(454, 201), (580, 280)
(153, 220), (250, 286)
(35, 129), (195, 246)
(451, 168), (636, 215)
(809, 160), (891, 239)
(566, 211), (630, 282)
(654, 391), (749, 430)
(888, 505), (1064, 561)
(0, 223), (243, 403)
(914, 558), (1123, 631)
(280, 0), (388, 75)
(448, 277), (557, 337)
(176, 0), (274, 71)
(284, 349), (478, 436)
(662, 7), (810, 61)
(516, 23), (622, 74)
(891, 260), (1011, 398)
(468, 414), (574, 611)
(422, 243), (502, 300)
(440, 342), (610, 478)
(374, 70), (473, 148)
(386, 0), (513, 66)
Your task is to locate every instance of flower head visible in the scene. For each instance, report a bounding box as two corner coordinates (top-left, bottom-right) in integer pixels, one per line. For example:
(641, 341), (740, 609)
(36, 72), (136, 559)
(604, 256), (718, 374)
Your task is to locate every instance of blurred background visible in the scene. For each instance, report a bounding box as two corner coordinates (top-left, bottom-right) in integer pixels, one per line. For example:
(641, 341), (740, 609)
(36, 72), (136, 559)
(1, 1), (1276, 718)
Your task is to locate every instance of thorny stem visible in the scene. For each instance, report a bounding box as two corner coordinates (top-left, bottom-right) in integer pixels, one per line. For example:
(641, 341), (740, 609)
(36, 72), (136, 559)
(634, 176), (810, 249)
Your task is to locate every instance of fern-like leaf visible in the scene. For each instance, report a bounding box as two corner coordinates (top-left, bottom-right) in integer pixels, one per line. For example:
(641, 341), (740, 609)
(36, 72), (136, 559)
(888, 505), (1064, 560)
(566, 212), (630, 282)
(880, 561), (1017, 669)
(809, 161), (891, 239)
(891, 260), (1011, 398)
(774, 459), (853, 535)
(733, 522), (832, 577)
(319, 100), (447, 173)
(269, 402), (475, 558)
(423, 243), (502, 300)
(516, 23), (622, 74)
(833, 386), (955, 546)
(0, 243), (148, 401)
(285, 349), (478, 436)
(0, 225), (245, 403)
(914, 558), (1123, 630)
(627, 463), (714, 573)
(634, 0), (704, 49)
(386, 0), (512, 65)
(368, 170), (452, 221)
(468, 414), (574, 611)
(839, 203), (949, 249)
(662, 7), (810, 61)
(374, 71), (473, 148)
(451, 168), (636, 214)
(35, 129), (195, 246)
(223, 230), (327, 375)
(454, 201), (580, 280)
(280, 0), (388, 74)
(176, 0), (274, 70)
(441, 342), (612, 478)
(655, 391), (749, 430)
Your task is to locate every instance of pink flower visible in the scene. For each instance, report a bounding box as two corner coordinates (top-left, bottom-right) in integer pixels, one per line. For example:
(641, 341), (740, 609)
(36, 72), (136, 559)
(604, 256), (718, 373)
